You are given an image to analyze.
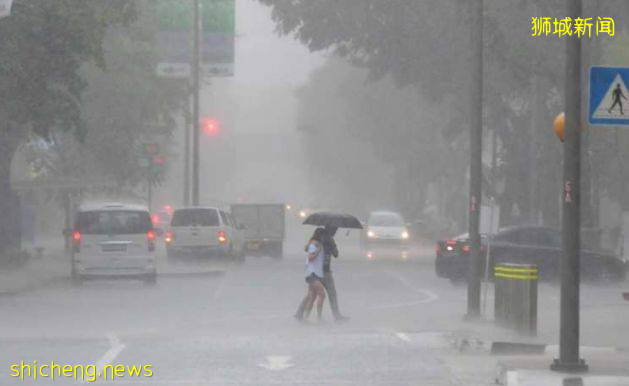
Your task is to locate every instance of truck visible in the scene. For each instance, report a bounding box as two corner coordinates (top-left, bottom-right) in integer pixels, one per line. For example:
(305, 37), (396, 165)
(230, 203), (285, 259)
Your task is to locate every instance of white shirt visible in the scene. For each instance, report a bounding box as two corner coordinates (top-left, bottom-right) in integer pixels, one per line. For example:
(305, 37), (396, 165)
(305, 241), (324, 279)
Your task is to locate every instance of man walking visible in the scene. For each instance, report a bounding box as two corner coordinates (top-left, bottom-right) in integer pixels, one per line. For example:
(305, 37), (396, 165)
(295, 224), (349, 322)
(608, 83), (626, 115)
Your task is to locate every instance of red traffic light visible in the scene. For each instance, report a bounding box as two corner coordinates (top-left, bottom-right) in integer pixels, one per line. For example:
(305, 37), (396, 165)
(152, 155), (166, 165)
(202, 117), (220, 136)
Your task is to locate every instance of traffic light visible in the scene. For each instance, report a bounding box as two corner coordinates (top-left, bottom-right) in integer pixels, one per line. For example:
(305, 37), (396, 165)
(202, 117), (220, 136)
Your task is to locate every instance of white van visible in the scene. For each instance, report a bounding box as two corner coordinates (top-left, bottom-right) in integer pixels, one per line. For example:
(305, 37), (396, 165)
(166, 207), (244, 260)
(71, 203), (157, 284)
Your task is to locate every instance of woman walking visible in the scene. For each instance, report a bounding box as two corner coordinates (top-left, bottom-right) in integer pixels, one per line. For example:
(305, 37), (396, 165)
(296, 227), (326, 322)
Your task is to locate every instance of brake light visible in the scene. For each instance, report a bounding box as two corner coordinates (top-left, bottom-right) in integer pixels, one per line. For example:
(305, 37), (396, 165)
(462, 245), (471, 253)
(72, 231), (81, 253)
(165, 231), (173, 243)
(217, 231), (227, 244)
(446, 240), (457, 246)
(151, 214), (160, 226)
(147, 230), (156, 251)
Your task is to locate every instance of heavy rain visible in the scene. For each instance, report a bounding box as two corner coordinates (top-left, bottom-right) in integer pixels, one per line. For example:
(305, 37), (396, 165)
(0, 0), (629, 385)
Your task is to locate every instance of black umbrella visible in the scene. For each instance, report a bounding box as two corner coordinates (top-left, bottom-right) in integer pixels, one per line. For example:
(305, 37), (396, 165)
(302, 212), (363, 229)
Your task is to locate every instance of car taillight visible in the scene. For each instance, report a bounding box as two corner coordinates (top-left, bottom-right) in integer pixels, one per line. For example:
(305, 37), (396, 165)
(462, 244), (471, 253)
(217, 231), (227, 244)
(72, 231), (81, 253)
(446, 240), (457, 246)
(164, 231), (173, 243)
(151, 214), (160, 226)
(147, 230), (156, 251)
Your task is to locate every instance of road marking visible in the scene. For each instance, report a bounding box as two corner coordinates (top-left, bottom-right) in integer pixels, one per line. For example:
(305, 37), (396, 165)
(369, 271), (438, 310)
(395, 332), (411, 342)
(92, 334), (125, 381)
(258, 355), (293, 371)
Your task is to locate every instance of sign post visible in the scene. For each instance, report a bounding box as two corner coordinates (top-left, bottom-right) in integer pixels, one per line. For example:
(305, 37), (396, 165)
(155, 0), (235, 206)
(551, 0), (588, 373)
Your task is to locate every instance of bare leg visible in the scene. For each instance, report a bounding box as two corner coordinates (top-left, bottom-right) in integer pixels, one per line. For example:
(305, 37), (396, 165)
(303, 286), (317, 319)
(312, 281), (326, 321)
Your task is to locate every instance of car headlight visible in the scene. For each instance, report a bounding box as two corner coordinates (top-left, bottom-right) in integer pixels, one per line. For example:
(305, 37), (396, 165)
(401, 231), (409, 240)
(299, 210), (306, 218)
(367, 230), (376, 238)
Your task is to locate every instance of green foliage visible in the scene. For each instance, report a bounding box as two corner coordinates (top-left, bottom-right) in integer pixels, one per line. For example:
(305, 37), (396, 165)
(0, 0), (136, 139)
(39, 0), (187, 191)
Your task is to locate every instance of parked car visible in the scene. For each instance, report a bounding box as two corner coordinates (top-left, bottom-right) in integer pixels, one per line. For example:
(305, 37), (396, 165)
(435, 226), (627, 282)
(231, 203), (285, 259)
(70, 203), (157, 284)
(165, 207), (244, 260)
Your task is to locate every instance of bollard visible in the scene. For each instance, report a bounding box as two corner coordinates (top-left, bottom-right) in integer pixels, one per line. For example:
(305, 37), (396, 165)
(494, 263), (538, 335)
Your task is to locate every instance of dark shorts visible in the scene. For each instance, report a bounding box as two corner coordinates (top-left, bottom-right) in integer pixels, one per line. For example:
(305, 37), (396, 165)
(305, 273), (322, 284)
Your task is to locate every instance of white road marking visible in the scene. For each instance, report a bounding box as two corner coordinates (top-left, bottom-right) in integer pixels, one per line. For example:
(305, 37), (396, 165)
(370, 270), (438, 310)
(92, 334), (126, 380)
(395, 332), (411, 342)
(506, 370), (518, 386)
(258, 355), (294, 371)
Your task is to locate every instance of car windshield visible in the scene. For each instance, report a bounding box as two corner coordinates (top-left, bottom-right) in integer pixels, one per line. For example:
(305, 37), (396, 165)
(369, 214), (403, 227)
(171, 209), (219, 227)
(76, 210), (151, 235)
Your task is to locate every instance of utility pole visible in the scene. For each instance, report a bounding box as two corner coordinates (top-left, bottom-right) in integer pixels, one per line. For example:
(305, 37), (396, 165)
(466, 0), (483, 319)
(551, 0), (588, 373)
(183, 99), (191, 206)
(191, 0), (201, 206)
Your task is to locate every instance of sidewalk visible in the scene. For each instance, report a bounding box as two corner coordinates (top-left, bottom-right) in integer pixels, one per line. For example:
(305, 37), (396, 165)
(497, 350), (629, 386)
(0, 244), (69, 295)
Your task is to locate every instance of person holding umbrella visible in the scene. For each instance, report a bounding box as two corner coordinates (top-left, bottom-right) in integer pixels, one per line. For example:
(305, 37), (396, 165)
(320, 224), (350, 322)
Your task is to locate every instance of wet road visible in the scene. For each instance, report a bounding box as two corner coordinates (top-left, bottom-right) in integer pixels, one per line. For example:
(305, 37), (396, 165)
(0, 245), (627, 385)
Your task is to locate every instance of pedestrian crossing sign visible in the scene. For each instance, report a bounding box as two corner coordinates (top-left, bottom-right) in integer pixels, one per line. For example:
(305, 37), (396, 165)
(589, 66), (629, 126)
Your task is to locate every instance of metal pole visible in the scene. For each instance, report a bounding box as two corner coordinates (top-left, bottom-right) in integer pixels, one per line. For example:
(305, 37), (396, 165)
(183, 98), (191, 206)
(551, 0), (587, 373)
(148, 177), (152, 212)
(191, 0), (201, 206)
(466, 0), (483, 319)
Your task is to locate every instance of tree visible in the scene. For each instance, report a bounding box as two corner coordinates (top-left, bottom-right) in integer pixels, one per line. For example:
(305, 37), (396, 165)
(20, 1), (187, 203)
(0, 0), (135, 255)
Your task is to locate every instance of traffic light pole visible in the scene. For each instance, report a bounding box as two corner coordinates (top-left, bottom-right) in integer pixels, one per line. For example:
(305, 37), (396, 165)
(466, 0), (483, 319)
(551, 0), (588, 373)
(183, 98), (191, 206)
(191, 0), (201, 206)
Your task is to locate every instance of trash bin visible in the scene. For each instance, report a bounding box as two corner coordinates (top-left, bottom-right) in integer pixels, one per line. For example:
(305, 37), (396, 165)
(494, 263), (538, 335)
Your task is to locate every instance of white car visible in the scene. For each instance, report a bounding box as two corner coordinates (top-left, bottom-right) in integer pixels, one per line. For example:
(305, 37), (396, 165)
(361, 211), (411, 259)
(71, 203), (157, 284)
(165, 207), (245, 260)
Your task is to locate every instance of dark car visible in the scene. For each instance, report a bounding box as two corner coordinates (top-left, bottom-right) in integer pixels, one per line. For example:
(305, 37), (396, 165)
(435, 226), (627, 282)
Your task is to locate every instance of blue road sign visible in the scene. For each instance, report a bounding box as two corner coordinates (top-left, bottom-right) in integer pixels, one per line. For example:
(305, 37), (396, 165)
(589, 66), (629, 126)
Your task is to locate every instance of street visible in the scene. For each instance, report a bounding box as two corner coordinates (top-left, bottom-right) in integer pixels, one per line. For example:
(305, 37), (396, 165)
(1, 235), (627, 385)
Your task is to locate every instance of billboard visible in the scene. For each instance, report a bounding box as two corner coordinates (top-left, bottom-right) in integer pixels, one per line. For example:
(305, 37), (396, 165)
(155, 0), (235, 78)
